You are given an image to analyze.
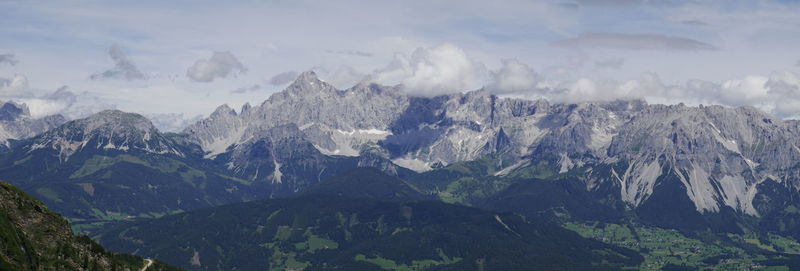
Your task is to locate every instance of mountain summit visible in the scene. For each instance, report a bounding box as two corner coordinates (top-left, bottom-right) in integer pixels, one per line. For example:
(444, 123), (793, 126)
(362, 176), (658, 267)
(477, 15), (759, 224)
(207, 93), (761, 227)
(29, 110), (181, 160)
(80, 110), (158, 135)
(286, 71), (330, 92)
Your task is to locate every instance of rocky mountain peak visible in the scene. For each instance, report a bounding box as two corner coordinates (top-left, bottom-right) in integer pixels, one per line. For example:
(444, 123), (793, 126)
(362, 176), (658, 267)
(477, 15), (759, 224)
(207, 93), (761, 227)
(211, 104), (237, 118)
(284, 70), (336, 95)
(240, 103), (252, 114)
(296, 70), (319, 81)
(29, 110), (180, 160)
(81, 109), (157, 134)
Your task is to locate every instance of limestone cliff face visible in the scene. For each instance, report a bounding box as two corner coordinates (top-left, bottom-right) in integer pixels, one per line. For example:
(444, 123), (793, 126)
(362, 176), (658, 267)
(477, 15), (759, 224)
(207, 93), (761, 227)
(182, 71), (800, 216)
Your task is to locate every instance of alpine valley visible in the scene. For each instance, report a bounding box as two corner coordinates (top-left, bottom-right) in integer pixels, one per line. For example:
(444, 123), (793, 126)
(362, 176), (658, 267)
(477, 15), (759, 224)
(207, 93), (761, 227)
(4, 72), (800, 270)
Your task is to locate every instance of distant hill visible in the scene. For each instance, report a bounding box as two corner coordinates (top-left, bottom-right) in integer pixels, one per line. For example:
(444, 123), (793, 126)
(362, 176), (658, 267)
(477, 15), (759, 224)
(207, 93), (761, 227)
(97, 194), (643, 270)
(300, 167), (433, 201)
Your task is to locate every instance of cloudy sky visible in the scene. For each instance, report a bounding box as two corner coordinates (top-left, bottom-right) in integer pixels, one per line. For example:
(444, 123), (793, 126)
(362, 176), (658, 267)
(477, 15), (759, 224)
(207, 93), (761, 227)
(1, 0), (799, 131)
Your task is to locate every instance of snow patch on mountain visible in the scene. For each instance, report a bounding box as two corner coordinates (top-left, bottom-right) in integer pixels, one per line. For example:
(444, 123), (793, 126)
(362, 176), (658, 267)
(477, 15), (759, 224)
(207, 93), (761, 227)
(558, 153), (576, 174)
(392, 157), (432, 172)
(338, 129), (391, 136)
(309, 127), (393, 157)
(711, 123), (741, 154)
(588, 125), (615, 153)
(202, 126), (246, 158)
(272, 159), (283, 184)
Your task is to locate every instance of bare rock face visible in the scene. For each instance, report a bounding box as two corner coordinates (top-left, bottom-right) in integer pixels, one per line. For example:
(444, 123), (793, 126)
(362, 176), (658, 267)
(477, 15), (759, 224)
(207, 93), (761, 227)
(0, 101), (66, 148)
(600, 104), (800, 216)
(182, 71), (800, 217)
(183, 104), (247, 158)
(185, 71), (408, 159)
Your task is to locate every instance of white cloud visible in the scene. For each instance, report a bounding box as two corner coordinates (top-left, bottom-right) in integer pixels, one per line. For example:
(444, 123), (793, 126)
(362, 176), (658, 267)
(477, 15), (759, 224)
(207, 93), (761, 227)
(553, 77), (632, 103)
(0, 54), (18, 66)
(573, 0), (641, 6)
(62, 98), (117, 119)
(719, 76), (770, 104)
(318, 65), (366, 89)
(90, 44), (147, 80)
(594, 57), (625, 69)
(0, 75), (116, 119)
(326, 49), (373, 57)
(665, 72), (800, 118)
(764, 72), (800, 117)
(487, 59), (540, 94)
(2, 1), (800, 120)
(268, 71), (299, 86)
(229, 84), (262, 94)
(355, 45), (800, 120)
(371, 43), (486, 96)
(0, 74), (74, 118)
(553, 32), (718, 51)
(186, 51), (247, 82)
(518, 70), (800, 119)
(19, 98), (72, 118)
(17, 86), (77, 118)
(0, 74), (31, 97)
(146, 113), (203, 132)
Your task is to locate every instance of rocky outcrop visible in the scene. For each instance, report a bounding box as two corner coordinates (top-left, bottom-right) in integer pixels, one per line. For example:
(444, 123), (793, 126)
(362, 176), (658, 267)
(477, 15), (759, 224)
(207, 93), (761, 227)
(0, 181), (177, 270)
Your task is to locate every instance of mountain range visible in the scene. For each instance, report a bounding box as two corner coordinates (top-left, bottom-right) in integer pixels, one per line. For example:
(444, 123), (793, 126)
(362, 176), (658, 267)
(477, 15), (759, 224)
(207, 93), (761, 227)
(180, 71), (800, 233)
(2, 71), (800, 269)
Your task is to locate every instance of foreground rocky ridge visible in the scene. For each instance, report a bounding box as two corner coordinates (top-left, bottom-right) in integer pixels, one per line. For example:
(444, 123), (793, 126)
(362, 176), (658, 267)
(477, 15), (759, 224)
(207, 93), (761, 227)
(0, 181), (178, 270)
